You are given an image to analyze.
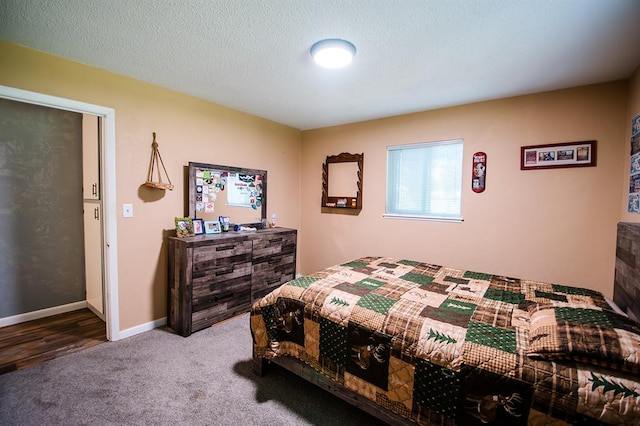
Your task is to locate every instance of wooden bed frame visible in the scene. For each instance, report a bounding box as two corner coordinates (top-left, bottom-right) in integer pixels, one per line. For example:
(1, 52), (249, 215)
(614, 222), (640, 322)
(253, 354), (415, 425)
(254, 222), (640, 425)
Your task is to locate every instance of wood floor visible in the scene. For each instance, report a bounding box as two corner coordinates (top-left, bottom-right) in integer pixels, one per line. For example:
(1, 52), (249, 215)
(0, 309), (106, 375)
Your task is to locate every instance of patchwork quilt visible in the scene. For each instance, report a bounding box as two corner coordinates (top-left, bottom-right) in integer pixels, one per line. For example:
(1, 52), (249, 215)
(250, 257), (640, 425)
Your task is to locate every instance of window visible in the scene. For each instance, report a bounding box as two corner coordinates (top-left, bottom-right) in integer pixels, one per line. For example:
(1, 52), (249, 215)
(385, 139), (463, 221)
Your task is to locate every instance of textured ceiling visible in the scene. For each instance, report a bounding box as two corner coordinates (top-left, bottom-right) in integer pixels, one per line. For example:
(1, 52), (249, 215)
(1, 0), (639, 130)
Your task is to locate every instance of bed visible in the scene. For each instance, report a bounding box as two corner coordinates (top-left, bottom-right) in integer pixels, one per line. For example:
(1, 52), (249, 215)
(250, 223), (640, 425)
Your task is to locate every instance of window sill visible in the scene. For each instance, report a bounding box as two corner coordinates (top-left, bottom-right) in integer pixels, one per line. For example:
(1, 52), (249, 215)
(383, 214), (463, 223)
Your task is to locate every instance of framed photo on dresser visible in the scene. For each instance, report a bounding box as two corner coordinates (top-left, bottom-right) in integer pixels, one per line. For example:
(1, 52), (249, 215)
(192, 218), (204, 235)
(204, 220), (221, 234)
(174, 217), (194, 238)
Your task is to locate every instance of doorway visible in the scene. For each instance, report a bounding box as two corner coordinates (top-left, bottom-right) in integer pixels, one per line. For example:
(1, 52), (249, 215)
(0, 85), (120, 341)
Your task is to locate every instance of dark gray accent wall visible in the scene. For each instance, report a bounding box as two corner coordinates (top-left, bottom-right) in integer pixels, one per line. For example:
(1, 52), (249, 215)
(0, 98), (85, 318)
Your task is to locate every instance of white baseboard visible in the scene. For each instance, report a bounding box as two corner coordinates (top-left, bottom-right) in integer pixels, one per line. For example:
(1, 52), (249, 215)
(1, 305), (167, 341)
(0, 301), (88, 328)
(118, 316), (167, 339)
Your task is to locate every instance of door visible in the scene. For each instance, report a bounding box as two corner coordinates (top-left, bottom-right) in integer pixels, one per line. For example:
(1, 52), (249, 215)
(82, 115), (104, 318)
(84, 201), (104, 321)
(84, 202), (104, 317)
(82, 114), (100, 200)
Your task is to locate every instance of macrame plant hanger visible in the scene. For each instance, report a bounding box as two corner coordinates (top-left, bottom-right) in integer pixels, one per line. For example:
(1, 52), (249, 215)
(145, 132), (174, 190)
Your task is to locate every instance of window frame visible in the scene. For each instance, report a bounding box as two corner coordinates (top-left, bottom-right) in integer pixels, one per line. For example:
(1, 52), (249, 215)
(384, 139), (464, 223)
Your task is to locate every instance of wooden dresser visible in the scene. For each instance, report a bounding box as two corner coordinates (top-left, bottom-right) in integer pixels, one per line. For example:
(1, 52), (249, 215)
(168, 227), (296, 336)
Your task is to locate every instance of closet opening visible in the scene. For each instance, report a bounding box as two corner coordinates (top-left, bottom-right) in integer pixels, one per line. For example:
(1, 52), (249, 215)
(0, 85), (119, 346)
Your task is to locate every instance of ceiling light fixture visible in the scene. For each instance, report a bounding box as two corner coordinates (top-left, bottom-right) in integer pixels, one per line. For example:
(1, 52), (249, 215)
(310, 39), (356, 69)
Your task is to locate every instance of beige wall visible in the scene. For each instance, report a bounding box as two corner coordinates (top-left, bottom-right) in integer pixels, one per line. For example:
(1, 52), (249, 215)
(0, 42), (302, 330)
(621, 67), (640, 223)
(300, 82), (629, 297)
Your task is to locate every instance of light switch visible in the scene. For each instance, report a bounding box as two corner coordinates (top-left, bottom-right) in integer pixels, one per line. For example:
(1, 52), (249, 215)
(122, 203), (133, 218)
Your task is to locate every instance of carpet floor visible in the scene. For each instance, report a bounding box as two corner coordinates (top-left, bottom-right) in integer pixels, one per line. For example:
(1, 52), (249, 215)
(0, 313), (385, 425)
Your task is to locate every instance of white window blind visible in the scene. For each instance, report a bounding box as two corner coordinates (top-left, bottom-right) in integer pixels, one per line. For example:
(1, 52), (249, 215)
(386, 139), (463, 221)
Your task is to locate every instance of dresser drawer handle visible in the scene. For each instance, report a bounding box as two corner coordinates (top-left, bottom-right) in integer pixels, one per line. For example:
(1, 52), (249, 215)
(216, 266), (235, 276)
(267, 277), (280, 285)
(268, 258), (282, 264)
(216, 245), (235, 251)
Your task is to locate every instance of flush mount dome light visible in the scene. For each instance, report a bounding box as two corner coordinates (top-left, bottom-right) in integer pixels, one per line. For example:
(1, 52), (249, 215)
(310, 39), (356, 69)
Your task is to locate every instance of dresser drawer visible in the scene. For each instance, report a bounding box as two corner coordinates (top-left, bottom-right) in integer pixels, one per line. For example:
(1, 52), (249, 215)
(193, 261), (252, 290)
(193, 240), (252, 276)
(193, 260), (252, 293)
(251, 252), (295, 302)
(191, 274), (252, 332)
(252, 231), (296, 260)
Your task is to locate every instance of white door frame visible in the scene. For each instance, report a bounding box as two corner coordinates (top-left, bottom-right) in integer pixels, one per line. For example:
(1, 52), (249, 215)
(0, 84), (120, 341)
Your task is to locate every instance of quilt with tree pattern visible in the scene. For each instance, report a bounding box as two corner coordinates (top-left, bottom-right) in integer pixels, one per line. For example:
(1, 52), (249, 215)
(251, 257), (640, 425)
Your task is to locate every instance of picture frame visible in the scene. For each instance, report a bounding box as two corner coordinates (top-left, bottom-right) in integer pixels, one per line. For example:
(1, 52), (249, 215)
(521, 140), (597, 170)
(192, 218), (204, 235)
(175, 217), (194, 238)
(204, 220), (221, 234)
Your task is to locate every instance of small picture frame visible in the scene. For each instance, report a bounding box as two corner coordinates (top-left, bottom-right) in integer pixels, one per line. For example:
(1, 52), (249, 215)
(204, 220), (221, 234)
(175, 217), (194, 238)
(521, 140), (597, 170)
(192, 218), (204, 235)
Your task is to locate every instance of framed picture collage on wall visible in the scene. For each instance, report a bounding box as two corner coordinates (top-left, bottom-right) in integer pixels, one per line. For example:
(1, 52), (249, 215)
(520, 140), (596, 170)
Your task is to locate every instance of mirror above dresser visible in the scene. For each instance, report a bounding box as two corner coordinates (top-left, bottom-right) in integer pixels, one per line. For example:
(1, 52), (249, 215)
(188, 161), (267, 228)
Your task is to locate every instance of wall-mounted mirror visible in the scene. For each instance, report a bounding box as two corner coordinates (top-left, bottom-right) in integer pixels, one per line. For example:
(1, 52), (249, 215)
(188, 161), (267, 227)
(322, 152), (363, 210)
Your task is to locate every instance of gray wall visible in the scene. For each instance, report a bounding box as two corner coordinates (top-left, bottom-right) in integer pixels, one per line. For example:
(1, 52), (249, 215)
(0, 98), (85, 318)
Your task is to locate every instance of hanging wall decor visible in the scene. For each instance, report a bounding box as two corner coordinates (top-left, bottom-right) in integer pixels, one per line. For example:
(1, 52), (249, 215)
(520, 140), (596, 170)
(472, 152), (487, 193)
(321, 152), (363, 210)
(629, 113), (640, 214)
(145, 132), (174, 190)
